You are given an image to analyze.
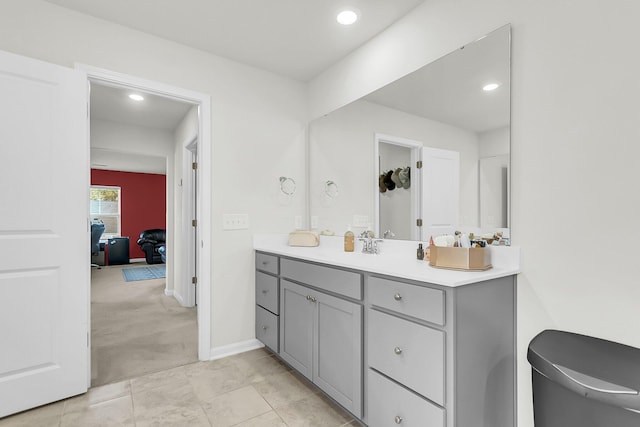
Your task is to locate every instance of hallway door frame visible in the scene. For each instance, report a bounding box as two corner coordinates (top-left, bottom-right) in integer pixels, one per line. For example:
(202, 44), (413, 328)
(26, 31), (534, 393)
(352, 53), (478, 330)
(78, 64), (212, 377)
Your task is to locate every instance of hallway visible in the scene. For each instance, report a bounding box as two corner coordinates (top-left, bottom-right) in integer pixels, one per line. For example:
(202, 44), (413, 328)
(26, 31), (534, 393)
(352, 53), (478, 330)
(91, 264), (198, 387)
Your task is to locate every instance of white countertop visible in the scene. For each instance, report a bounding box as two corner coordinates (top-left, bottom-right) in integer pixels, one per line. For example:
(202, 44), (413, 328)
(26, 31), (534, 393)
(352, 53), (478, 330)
(254, 234), (520, 287)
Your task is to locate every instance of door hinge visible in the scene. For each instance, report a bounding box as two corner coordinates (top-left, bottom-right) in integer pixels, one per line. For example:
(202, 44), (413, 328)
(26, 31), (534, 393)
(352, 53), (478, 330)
(192, 162), (198, 170)
(417, 219), (423, 227)
(192, 276), (198, 284)
(192, 219), (197, 227)
(416, 160), (423, 169)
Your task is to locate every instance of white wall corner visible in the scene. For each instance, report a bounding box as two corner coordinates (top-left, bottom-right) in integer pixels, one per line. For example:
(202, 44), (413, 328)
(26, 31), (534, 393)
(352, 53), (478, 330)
(209, 339), (265, 361)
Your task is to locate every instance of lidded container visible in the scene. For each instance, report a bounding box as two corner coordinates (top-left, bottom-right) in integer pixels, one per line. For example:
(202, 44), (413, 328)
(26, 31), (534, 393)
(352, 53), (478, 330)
(528, 329), (640, 427)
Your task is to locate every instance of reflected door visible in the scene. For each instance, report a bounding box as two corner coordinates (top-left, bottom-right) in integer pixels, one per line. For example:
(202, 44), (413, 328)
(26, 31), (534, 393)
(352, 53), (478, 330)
(420, 147), (459, 240)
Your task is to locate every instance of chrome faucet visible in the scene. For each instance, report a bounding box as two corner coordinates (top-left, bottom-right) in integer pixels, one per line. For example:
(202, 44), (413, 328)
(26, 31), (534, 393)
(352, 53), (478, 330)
(383, 230), (395, 239)
(358, 237), (383, 254)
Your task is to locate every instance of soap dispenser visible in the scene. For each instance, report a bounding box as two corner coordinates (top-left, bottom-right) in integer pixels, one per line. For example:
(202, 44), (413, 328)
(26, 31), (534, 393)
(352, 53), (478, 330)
(417, 243), (424, 260)
(344, 226), (354, 252)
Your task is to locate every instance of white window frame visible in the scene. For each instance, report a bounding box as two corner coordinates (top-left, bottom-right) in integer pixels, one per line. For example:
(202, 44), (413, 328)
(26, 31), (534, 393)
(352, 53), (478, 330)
(90, 185), (121, 238)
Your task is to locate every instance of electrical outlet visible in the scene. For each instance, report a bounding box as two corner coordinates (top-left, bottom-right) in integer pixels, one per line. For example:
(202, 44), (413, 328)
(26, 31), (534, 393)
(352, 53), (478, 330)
(353, 215), (369, 228)
(223, 214), (249, 230)
(294, 216), (302, 230)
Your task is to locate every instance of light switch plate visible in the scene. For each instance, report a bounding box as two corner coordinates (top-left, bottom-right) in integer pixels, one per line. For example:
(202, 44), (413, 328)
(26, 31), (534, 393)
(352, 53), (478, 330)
(223, 213), (249, 230)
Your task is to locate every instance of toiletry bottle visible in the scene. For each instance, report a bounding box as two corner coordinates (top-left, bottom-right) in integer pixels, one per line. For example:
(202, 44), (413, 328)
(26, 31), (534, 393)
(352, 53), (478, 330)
(417, 243), (424, 260)
(344, 226), (354, 252)
(426, 236), (434, 261)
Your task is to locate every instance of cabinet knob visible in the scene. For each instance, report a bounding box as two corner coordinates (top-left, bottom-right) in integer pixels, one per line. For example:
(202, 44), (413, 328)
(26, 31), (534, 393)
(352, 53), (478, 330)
(306, 295), (311, 301)
(310, 296), (317, 303)
(394, 293), (402, 301)
(262, 289), (268, 294)
(394, 347), (403, 355)
(262, 325), (268, 330)
(394, 415), (403, 424)
(262, 261), (269, 265)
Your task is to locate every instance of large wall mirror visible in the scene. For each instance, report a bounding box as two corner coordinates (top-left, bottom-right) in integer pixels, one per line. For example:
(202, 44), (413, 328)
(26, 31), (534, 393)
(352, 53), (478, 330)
(309, 24), (511, 241)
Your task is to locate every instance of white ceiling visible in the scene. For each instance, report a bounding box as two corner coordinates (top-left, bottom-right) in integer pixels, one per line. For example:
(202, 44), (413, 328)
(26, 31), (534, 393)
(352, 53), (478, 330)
(90, 83), (193, 130)
(67, 0), (424, 174)
(76, 1), (507, 173)
(364, 26), (510, 133)
(90, 148), (167, 175)
(43, 0), (426, 82)
(89, 82), (192, 174)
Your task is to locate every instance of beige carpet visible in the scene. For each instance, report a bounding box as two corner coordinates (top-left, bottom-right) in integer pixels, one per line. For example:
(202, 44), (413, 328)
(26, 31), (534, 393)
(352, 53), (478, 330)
(91, 263), (198, 387)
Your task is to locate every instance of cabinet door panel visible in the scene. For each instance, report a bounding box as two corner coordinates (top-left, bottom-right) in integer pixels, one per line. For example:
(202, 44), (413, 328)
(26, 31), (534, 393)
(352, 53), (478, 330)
(368, 309), (445, 406)
(369, 276), (445, 326)
(281, 258), (362, 300)
(279, 280), (314, 379)
(368, 369), (444, 427)
(255, 305), (278, 353)
(256, 252), (279, 275)
(314, 291), (362, 418)
(255, 271), (278, 314)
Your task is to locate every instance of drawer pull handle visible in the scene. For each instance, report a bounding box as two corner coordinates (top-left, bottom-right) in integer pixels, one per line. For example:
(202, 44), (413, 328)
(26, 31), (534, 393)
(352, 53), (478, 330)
(262, 289), (268, 294)
(394, 415), (403, 424)
(394, 293), (402, 301)
(394, 347), (403, 355)
(262, 261), (269, 265)
(262, 325), (268, 330)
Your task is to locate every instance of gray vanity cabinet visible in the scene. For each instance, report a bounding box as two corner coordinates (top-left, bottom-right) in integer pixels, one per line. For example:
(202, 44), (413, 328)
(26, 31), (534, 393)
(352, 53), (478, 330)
(255, 250), (515, 427)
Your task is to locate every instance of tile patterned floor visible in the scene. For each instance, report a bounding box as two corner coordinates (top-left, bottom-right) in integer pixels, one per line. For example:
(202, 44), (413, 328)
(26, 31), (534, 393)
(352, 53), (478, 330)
(0, 349), (359, 427)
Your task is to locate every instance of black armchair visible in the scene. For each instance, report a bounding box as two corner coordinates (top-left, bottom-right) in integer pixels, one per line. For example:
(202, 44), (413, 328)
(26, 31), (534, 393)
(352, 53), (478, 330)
(137, 229), (166, 264)
(91, 222), (105, 269)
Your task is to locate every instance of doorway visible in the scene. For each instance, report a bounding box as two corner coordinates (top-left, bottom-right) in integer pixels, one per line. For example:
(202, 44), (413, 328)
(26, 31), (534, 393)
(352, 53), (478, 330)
(81, 64), (212, 387)
(374, 133), (422, 240)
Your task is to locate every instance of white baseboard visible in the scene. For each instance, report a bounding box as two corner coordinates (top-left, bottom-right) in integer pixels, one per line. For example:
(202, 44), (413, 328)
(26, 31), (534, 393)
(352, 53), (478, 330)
(209, 339), (264, 361)
(174, 291), (185, 306)
(164, 288), (174, 297)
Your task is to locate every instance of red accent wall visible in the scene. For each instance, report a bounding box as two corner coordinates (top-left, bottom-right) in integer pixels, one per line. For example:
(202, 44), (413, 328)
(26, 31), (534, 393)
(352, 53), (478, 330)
(91, 169), (166, 260)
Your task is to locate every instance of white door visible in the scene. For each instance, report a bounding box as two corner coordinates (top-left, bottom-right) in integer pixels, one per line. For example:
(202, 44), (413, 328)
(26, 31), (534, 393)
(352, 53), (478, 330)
(0, 50), (88, 416)
(420, 147), (460, 240)
(182, 138), (197, 307)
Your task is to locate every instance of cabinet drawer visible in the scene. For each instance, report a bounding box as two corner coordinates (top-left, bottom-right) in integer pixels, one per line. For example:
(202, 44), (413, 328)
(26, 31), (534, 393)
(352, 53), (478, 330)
(256, 252), (279, 275)
(281, 258), (362, 300)
(256, 271), (279, 314)
(369, 276), (445, 326)
(368, 309), (445, 406)
(368, 369), (444, 427)
(255, 305), (278, 353)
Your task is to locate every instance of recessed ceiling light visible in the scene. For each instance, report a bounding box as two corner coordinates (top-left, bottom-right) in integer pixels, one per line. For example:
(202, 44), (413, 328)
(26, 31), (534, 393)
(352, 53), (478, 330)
(337, 10), (358, 25)
(129, 94), (144, 101)
(483, 83), (500, 92)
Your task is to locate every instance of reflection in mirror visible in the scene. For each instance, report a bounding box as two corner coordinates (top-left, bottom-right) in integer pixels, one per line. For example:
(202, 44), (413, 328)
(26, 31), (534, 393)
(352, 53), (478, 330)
(479, 154), (509, 228)
(309, 24), (511, 241)
(378, 142), (413, 240)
